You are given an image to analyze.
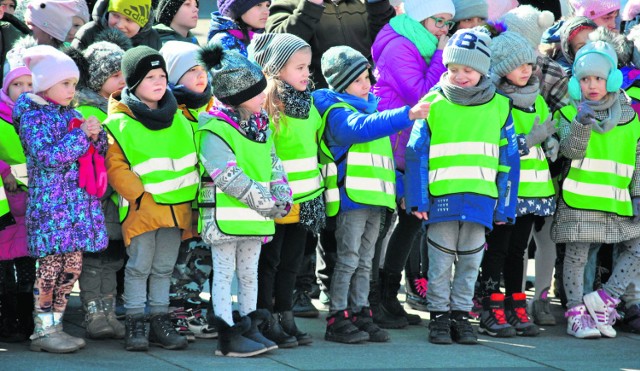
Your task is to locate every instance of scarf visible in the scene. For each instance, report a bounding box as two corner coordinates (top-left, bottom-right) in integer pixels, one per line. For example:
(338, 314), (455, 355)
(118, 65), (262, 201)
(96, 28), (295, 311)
(439, 73), (496, 106)
(277, 80), (311, 119)
(170, 83), (213, 109)
(214, 105), (270, 143)
(389, 14), (438, 65)
(494, 75), (541, 109)
(574, 92), (621, 134)
(121, 87), (178, 130)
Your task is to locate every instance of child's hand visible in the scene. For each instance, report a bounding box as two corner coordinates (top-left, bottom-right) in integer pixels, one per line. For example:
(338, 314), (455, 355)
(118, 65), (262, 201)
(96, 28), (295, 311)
(85, 117), (102, 140)
(80, 120), (92, 138)
(3, 172), (17, 192)
(409, 102), (431, 121)
(525, 116), (557, 148)
(576, 102), (597, 126)
(437, 34), (450, 50)
(412, 211), (428, 220)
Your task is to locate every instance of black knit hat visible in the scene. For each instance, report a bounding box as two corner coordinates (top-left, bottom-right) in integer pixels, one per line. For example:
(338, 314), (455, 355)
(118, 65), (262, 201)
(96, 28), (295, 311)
(156, 0), (199, 26)
(200, 43), (267, 107)
(121, 45), (168, 92)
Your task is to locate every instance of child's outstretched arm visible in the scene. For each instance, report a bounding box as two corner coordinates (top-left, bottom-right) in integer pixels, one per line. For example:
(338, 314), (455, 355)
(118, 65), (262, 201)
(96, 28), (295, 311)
(495, 115), (519, 224)
(405, 119), (431, 217)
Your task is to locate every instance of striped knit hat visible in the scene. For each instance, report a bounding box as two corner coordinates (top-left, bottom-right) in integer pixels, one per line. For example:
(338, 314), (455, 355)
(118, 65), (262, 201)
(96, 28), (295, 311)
(248, 33), (310, 76)
(321, 46), (370, 93)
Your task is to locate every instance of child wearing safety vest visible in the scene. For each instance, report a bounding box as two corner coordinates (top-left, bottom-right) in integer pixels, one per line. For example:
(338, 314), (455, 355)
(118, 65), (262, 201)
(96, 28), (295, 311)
(197, 43), (292, 358)
(552, 40), (640, 340)
(15, 45), (108, 353)
(159, 40), (216, 340)
(248, 32), (324, 348)
(0, 41), (34, 342)
(72, 32), (129, 341)
(479, 31), (558, 339)
(405, 27), (520, 345)
(104, 46), (197, 352)
(313, 45), (430, 345)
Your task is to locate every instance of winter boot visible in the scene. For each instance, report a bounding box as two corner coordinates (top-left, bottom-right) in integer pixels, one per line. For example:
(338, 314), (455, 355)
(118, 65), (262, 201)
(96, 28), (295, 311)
(102, 295), (125, 339)
(325, 310), (370, 344)
(428, 311), (452, 345)
(279, 310), (312, 345)
(529, 288), (556, 326)
(16, 292), (34, 341)
(505, 293), (539, 336)
(292, 289), (320, 318)
(370, 279), (405, 329)
(29, 313), (79, 353)
(240, 310), (277, 351)
(215, 316), (268, 357)
(258, 312), (298, 348)
(124, 313), (148, 351)
(149, 313), (188, 350)
(478, 293), (516, 337)
(0, 293), (23, 342)
(406, 276), (429, 312)
(83, 299), (114, 339)
(450, 311), (477, 345)
(170, 308), (196, 342)
(53, 312), (86, 349)
(379, 270), (420, 326)
(351, 307), (389, 342)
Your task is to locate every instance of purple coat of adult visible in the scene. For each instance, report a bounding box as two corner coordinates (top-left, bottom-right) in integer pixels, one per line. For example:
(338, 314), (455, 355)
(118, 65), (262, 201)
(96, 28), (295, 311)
(372, 23), (446, 172)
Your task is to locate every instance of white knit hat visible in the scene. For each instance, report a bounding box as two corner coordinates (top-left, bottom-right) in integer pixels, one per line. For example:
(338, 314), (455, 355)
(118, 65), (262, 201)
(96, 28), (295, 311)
(404, 0), (455, 23)
(159, 41), (202, 86)
(500, 5), (555, 50)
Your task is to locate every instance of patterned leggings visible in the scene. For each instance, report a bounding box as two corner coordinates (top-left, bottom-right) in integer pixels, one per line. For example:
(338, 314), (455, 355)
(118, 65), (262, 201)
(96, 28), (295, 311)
(34, 251), (83, 313)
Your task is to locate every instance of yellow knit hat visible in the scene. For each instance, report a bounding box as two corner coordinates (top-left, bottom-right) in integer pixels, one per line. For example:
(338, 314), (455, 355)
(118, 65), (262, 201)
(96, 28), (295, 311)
(108, 0), (152, 28)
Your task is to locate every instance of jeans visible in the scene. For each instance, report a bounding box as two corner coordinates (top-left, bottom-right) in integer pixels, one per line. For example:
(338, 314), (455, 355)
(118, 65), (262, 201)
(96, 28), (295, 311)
(79, 239), (125, 304)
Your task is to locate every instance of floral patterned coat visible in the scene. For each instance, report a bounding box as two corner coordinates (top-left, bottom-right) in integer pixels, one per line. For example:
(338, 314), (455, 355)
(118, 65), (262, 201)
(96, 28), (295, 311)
(14, 93), (108, 258)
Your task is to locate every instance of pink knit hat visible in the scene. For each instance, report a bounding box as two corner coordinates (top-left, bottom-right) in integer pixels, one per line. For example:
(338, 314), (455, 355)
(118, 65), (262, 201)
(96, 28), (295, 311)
(25, 0), (75, 42)
(23, 45), (79, 93)
(570, 0), (620, 20)
(623, 0), (640, 20)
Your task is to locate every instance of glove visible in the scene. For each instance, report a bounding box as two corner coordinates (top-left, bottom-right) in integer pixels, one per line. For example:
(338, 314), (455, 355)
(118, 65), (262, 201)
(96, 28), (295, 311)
(576, 102), (597, 126)
(633, 197), (640, 223)
(77, 146), (97, 196)
(544, 136), (560, 162)
(266, 200), (288, 219)
(93, 150), (108, 198)
(525, 116), (558, 148)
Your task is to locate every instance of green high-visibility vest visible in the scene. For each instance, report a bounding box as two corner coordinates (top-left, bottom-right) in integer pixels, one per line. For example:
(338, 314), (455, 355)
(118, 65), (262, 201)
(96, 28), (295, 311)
(196, 116), (275, 236)
(557, 105), (640, 216)
(320, 102), (396, 217)
(423, 91), (511, 198)
(512, 95), (555, 198)
(76, 105), (107, 123)
(0, 117), (28, 187)
(272, 105), (324, 203)
(104, 112), (199, 214)
(0, 176), (11, 228)
(626, 85), (640, 101)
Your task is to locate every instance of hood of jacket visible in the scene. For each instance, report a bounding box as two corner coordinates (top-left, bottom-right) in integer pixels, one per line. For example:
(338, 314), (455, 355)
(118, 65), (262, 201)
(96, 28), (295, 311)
(312, 88), (379, 117)
(13, 93), (74, 132)
(76, 88), (108, 113)
(560, 16), (597, 66)
(208, 12), (241, 41)
(107, 90), (135, 118)
(371, 23), (403, 66)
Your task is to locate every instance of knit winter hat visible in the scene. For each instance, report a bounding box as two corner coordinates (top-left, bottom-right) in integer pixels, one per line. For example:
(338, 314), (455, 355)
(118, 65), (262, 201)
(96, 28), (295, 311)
(217, 0), (264, 20)
(623, 0), (640, 20)
(156, 0), (196, 26)
(159, 41), (201, 85)
(570, 0), (620, 20)
(404, 0), (456, 23)
(490, 31), (537, 77)
(23, 45), (79, 93)
(500, 5), (555, 49)
(452, 0), (488, 22)
(443, 27), (492, 76)
(25, 0), (75, 42)
(248, 33), (310, 76)
(200, 43), (267, 106)
(84, 41), (126, 93)
(321, 46), (370, 93)
(573, 40), (618, 80)
(75, 0), (90, 23)
(121, 46), (168, 92)
(2, 49), (30, 96)
(108, 0), (152, 28)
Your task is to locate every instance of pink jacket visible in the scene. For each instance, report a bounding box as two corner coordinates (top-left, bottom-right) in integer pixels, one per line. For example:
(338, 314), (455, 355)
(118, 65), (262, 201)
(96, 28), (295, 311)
(0, 160), (28, 260)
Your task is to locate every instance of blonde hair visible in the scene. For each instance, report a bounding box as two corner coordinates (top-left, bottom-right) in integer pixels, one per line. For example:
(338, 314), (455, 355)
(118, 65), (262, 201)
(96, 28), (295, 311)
(264, 77), (286, 133)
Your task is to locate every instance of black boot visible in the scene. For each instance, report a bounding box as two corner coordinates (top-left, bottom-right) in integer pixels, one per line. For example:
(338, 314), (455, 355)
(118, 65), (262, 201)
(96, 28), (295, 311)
(371, 278), (407, 329)
(381, 270), (422, 326)
(149, 313), (188, 350)
(242, 310), (277, 351)
(352, 307), (389, 342)
(15, 293), (34, 341)
(0, 293), (23, 342)
(278, 310), (312, 345)
(124, 314), (148, 351)
(258, 312), (298, 348)
(215, 316), (268, 358)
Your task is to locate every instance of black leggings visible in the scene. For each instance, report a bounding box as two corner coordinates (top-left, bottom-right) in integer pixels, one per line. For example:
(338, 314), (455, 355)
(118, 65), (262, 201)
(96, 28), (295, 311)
(383, 206), (423, 274)
(0, 257), (36, 294)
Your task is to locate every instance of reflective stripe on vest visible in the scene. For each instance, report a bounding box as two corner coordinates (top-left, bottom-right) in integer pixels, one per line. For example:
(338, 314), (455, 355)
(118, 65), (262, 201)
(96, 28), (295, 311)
(559, 105), (640, 216)
(423, 91), (510, 198)
(10, 163), (28, 187)
(196, 116), (275, 236)
(512, 96), (555, 198)
(321, 162), (339, 217)
(0, 117), (28, 187)
(116, 194), (128, 223)
(105, 112), (199, 205)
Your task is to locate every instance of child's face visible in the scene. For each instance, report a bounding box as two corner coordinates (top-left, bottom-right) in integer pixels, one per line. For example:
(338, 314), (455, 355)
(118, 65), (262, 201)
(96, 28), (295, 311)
(344, 69), (371, 100)
(446, 63), (482, 88)
(569, 28), (594, 56)
(177, 65), (208, 94)
(1, 0), (15, 14)
(66, 16), (86, 43)
(579, 75), (607, 101)
(108, 12), (141, 38)
(135, 68), (167, 109)
(239, 91), (266, 114)
(44, 78), (78, 106)
(422, 13), (454, 39)
(593, 10), (619, 33)
(505, 63), (533, 87)
(7, 75), (33, 102)
(100, 71), (126, 99)
(240, 1), (270, 30)
(456, 17), (486, 30)
(172, 0), (199, 30)
(278, 48), (311, 92)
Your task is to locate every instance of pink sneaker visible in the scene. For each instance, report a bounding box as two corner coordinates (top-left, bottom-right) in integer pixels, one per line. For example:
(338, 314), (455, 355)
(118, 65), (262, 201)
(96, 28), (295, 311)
(565, 304), (601, 339)
(583, 289), (621, 338)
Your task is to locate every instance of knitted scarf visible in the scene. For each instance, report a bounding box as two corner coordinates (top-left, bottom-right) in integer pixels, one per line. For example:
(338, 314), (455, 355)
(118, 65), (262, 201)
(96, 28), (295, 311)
(214, 105), (270, 143)
(171, 82), (213, 109)
(439, 73), (496, 106)
(278, 81), (311, 119)
(494, 75), (541, 109)
(121, 88), (178, 130)
(389, 14), (438, 65)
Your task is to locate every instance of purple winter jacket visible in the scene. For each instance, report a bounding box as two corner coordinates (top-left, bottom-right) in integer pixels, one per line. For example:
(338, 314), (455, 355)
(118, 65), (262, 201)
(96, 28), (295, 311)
(372, 23), (446, 171)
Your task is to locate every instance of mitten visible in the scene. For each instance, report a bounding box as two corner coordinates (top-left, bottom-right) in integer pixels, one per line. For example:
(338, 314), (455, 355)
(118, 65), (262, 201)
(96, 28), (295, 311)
(93, 150), (107, 197)
(78, 146), (97, 196)
(525, 116), (558, 148)
(544, 136), (560, 162)
(576, 102), (597, 126)
(266, 200), (288, 219)
(633, 197), (640, 223)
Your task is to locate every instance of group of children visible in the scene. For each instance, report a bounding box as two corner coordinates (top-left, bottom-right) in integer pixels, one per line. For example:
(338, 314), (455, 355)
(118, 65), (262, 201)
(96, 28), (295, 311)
(1, 0), (640, 360)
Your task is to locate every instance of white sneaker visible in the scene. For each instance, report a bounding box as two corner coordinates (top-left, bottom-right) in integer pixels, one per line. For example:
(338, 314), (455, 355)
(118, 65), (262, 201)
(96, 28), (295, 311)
(583, 289), (620, 338)
(565, 304), (601, 339)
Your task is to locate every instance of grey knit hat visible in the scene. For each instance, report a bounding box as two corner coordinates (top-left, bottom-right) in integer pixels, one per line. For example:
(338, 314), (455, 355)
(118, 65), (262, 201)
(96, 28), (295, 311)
(84, 41), (126, 93)
(248, 33), (310, 76)
(443, 27), (492, 76)
(159, 40), (201, 85)
(573, 40), (618, 80)
(500, 5), (555, 49)
(490, 31), (537, 78)
(200, 43), (267, 106)
(452, 0), (488, 22)
(321, 46), (370, 93)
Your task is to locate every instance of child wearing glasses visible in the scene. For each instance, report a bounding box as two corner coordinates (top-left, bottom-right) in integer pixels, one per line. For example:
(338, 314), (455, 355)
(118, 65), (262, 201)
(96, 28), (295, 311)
(370, 0), (456, 328)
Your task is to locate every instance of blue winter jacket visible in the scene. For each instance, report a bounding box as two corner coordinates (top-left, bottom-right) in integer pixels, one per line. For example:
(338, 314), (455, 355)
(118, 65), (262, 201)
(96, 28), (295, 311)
(404, 90), (520, 230)
(312, 89), (414, 213)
